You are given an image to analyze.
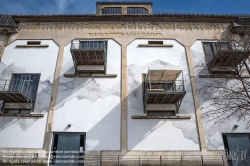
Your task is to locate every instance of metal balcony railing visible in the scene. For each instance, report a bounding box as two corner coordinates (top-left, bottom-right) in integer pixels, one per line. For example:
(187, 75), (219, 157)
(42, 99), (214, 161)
(70, 40), (107, 74)
(143, 80), (186, 113)
(204, 42), (250, 67)
(146, 80), (185, 93)
(0, 79), (37, 102)
(71, 41), (106, 51)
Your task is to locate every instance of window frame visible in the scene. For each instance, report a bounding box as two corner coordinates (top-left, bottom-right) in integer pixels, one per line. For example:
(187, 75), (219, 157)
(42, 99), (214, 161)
(147, 111), (176, 116)
(4, 109), (31, 114)
(2, 73), (41, 114)
(127, 7), (149, 15)
(202, 41), (237, 75)
(101, 7), (122, 15)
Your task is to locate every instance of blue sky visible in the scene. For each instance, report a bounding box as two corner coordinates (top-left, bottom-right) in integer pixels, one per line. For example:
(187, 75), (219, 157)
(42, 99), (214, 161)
(1, 0), (250, 15)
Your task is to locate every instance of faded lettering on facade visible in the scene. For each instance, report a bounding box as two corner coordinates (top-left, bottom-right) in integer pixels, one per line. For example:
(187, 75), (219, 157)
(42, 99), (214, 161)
(20, 22), (228, 31)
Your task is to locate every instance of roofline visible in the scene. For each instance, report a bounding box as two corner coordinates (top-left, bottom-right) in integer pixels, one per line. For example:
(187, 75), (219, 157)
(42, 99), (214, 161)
(3, 13), (248, 24)
(96, 1), (153, 5)
(9, 13), (250, 18)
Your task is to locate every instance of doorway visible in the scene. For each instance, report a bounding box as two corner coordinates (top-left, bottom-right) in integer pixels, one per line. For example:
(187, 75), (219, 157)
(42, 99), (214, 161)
(50, 132), (85, 165)
(222, 133), (250, 166)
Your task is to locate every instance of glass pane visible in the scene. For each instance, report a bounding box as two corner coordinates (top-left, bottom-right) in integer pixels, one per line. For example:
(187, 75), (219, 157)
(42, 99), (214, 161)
(102, 7), (121, 14)
(147, 111), (175, 116)
(20, 110), (31, 114)
(127, 7), (148, 14)
(9, 74), (39, 100)
(151, 83), (165, 89)
(6, 110), (20, 114)
(159, 111), (175, 116)
(9, 75), (21, 91)
(226, 134), (250, 166)
(167, 83), (175, 91)
(203, 42), (213, 55)
(147, 111), (160, 116)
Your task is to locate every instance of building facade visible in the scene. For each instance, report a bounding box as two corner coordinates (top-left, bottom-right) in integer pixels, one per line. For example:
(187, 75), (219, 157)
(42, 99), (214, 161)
(0, 2), (250, 166)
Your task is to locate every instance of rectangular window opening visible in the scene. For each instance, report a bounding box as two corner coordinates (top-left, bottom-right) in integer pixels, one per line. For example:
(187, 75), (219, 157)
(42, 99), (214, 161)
(1, 74), (40, 114)
(27, 41), (41, 45)
(4, 109), (31, 114)
(148, 41), (163, 45)
(147, 111), (175, 116)
(102, 7), (122, 15)
(127, 7), (148, 15)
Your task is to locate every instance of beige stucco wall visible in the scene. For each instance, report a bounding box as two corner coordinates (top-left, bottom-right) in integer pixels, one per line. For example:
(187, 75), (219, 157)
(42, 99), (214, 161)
(0, 19), (236, 158)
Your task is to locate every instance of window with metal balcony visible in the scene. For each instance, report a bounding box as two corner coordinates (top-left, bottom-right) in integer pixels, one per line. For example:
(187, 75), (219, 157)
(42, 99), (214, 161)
(230, 18), (250, 33)
(127, 7), (148, 15)
(0, 74), (40, 114)
(143, 67), (186, 115)
(203, 41), (250, 74)
(70, 40), (107, 74)
(102, 7), (122, 15)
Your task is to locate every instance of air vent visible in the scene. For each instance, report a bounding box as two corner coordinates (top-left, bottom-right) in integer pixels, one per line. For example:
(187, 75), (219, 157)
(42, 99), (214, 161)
(27, 41), (41, 45)
(148, 41), (163, 45)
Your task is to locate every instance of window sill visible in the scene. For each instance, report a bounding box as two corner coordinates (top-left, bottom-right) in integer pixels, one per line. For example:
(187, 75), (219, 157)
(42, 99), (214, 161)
(138, 44), (173, 47)
(0, 113), (44, 117)
(199, 75), (250, 78)
(132, 116), (191, 119)
(64, 74), (117, 78)
(16, 45), (49, 48)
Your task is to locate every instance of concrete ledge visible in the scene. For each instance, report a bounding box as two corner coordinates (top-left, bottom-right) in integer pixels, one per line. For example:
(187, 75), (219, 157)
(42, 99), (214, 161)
(0, 114), (44, 117)
(16, 45), (49, 48)
(64, 74), (117, 78)
(132, 115), (191, 119)
(138, 44), (173, 47)
(199, 74), (250, 78)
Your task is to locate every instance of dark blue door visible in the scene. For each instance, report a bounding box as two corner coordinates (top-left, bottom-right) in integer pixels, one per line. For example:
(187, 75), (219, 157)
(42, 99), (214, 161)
(223, 134), (250, 166)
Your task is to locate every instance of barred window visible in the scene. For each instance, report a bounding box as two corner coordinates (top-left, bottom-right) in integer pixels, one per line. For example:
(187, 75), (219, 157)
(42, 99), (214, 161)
(127, 7), (148, 15)
(102, 7), (122, 15)
(80, 41), (105, 50)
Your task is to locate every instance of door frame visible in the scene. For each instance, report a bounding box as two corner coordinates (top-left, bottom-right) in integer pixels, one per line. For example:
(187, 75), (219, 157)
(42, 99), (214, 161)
(222, 132), (250, 166)
(49, 132), (86, 165)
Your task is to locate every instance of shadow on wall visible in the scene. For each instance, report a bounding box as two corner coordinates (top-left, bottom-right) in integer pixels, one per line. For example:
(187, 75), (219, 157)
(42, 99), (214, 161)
(190, 32), (250, 150)
(55, 64), (120, 109)
(191, 48), (236, 150)
(53, 50), (200, 150)
(127, 55), (199, 150)
(53, 57), (163, 150)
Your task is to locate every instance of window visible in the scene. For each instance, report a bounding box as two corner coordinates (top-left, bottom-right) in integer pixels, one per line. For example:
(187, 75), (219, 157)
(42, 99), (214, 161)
(80, 41), (105, 50)
(102, 7), (122, 15)
(203, 42), (236, 74)
(4, 109), (31, 114)
(150, 83), (175, 91)
(9, 74), (40, 100)
(147, 111), (175, 116)
(222, 134), (250, 165)
(127, 7), (148, 15)
(151, 83), (165, 90)
(166, 83), (175, 91)
(2, 74), (40, 114)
